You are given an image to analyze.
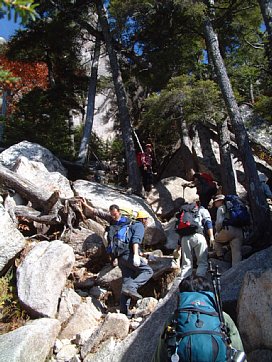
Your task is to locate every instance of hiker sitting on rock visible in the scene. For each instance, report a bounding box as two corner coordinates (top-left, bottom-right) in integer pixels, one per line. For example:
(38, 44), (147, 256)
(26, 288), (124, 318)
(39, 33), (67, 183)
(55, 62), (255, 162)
(152, 275), (245, 362)
(173, 200), (214, 279)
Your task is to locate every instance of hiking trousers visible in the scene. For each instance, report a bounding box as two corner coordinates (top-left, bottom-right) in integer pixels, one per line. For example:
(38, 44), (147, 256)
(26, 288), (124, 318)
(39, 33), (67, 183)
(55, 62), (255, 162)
(118, 253), (153, 314)
(214, 226), (243, 266)
(180, 233), (208, 279)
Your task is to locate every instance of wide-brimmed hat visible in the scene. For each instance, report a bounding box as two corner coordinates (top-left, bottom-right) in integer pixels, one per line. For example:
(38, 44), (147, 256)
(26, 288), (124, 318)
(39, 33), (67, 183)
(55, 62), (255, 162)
(213, 194), (225, 203)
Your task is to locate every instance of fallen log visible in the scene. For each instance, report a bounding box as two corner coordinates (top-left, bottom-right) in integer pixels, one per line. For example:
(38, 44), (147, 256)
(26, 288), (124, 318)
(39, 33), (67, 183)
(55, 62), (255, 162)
(0, 164), (59, 213)
(15, 205), (62, 225)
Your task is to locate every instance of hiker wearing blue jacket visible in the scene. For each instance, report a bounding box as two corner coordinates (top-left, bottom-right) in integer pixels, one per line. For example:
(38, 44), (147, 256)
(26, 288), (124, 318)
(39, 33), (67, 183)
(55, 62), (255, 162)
(118, 210), (154, 316)
(79, 200), (153, 316)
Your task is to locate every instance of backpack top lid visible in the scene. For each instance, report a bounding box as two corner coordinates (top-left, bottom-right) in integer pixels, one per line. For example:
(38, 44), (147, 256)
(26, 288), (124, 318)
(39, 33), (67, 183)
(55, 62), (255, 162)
(178, 291), (217, 314)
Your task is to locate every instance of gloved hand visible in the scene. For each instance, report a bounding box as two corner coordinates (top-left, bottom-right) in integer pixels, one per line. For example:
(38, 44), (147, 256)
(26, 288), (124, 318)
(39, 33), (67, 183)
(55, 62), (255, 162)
(133, 254), (141, 267)
(173, 248), (181, 260)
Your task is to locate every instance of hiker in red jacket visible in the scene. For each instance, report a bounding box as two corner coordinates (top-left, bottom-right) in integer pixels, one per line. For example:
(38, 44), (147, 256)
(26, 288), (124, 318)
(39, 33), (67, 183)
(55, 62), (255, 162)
(137, 144), (154, 192)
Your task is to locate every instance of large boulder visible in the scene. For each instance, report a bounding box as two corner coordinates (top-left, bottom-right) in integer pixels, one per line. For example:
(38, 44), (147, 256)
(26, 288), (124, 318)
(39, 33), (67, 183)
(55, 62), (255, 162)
(163, 217), (180, 250)
(17, 240), (75, 318)
(0, 318), (61, 362)
(146, 177), (198, 218)
(57, 287), (82, 324)
(59, 297), (102, 339)
(81, 313), (130, 358)
(220, 247), (272, 318)
(0, 140), (67, 176)
(72, 180), (166, 246)
(0, 205), (26, 274)
(12, 155), (73, 199)
(237, 268), (272, 353)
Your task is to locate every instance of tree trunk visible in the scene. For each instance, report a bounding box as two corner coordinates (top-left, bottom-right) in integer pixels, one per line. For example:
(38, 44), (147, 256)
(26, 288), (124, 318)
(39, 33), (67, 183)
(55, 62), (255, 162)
(258, 0), (272, 73)
(96, 0), (142, 194)
(78, 32), (101, 165)
(196, 122), (221, 181)
(203, 11), (271, 239)
(217, 118), (237, 194)
(0, 164), (59, 213)
(179, 117), (195, 179)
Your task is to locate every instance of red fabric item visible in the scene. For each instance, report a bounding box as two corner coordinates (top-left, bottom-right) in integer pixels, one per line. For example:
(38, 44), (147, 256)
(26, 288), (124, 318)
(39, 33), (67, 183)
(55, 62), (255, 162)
(200, 172), (214, 184)
(137, 152), (145, 167)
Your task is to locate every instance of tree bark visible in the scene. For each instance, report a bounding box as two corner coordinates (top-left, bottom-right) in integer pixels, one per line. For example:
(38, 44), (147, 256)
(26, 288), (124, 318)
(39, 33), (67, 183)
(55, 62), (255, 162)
(0, 164), (59, 213)
(258, 0), (272, 73)
(179, 117), (195, 179)
(203, 9), (271, 238)
(196, 122), (221, 181)
(96, 0), (142, 194)
(78, 31), (101, 165)
(217, 118), (237, 194)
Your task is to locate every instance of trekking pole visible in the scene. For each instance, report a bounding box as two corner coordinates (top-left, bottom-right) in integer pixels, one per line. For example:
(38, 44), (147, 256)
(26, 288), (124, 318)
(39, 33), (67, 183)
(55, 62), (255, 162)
(132, 128), (144, 153)
(208, 261), (231, 344)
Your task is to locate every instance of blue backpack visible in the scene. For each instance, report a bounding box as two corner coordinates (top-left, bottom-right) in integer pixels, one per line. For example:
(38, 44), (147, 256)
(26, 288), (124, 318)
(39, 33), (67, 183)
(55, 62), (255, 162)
(223, 195), (251, 228)
(174, 291), (230, 362)
(106, 217), (133, 258)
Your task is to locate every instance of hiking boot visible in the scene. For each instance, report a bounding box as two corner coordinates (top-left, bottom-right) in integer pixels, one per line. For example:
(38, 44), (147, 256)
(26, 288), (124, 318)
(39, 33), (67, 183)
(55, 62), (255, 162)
(122, 288), (143, 300)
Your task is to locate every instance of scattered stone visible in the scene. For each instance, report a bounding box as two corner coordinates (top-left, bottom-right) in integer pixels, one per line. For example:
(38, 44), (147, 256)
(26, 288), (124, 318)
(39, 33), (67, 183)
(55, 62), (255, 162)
(134, 297), (158, 318)
(56, 344), (78, 362)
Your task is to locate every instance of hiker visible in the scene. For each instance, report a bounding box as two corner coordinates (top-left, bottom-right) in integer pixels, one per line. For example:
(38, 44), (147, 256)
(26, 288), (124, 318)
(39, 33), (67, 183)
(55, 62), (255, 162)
(185, 172), (218, 208)
(212, 194), (244, 266)
(79, 200), (153, 316)
(173, 201), (214, 279)
(118, 210), (153, 316)
(259, 173), (272, 199)
(79, 200), (126, 225)
(152, 275), (245, 362)
(137, 143), (154, 192)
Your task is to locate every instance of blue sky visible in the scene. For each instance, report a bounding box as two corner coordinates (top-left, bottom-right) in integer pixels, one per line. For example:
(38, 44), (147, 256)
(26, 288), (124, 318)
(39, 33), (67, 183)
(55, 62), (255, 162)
(0, 12), (22, 41)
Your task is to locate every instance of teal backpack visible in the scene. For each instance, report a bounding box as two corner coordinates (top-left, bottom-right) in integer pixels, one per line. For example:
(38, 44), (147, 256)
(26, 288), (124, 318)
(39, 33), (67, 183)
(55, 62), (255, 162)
(171, 291), (230, 362)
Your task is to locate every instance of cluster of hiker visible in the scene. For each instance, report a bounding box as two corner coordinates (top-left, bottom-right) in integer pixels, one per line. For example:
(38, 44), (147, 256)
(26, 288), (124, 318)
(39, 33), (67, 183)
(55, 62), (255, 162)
(77, 170), (272, 362)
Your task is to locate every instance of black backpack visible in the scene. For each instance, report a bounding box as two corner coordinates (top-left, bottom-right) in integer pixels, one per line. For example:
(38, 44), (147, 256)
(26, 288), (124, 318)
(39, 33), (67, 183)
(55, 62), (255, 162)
(175, 203), (202, 237)
(106, 218), (133, 258)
